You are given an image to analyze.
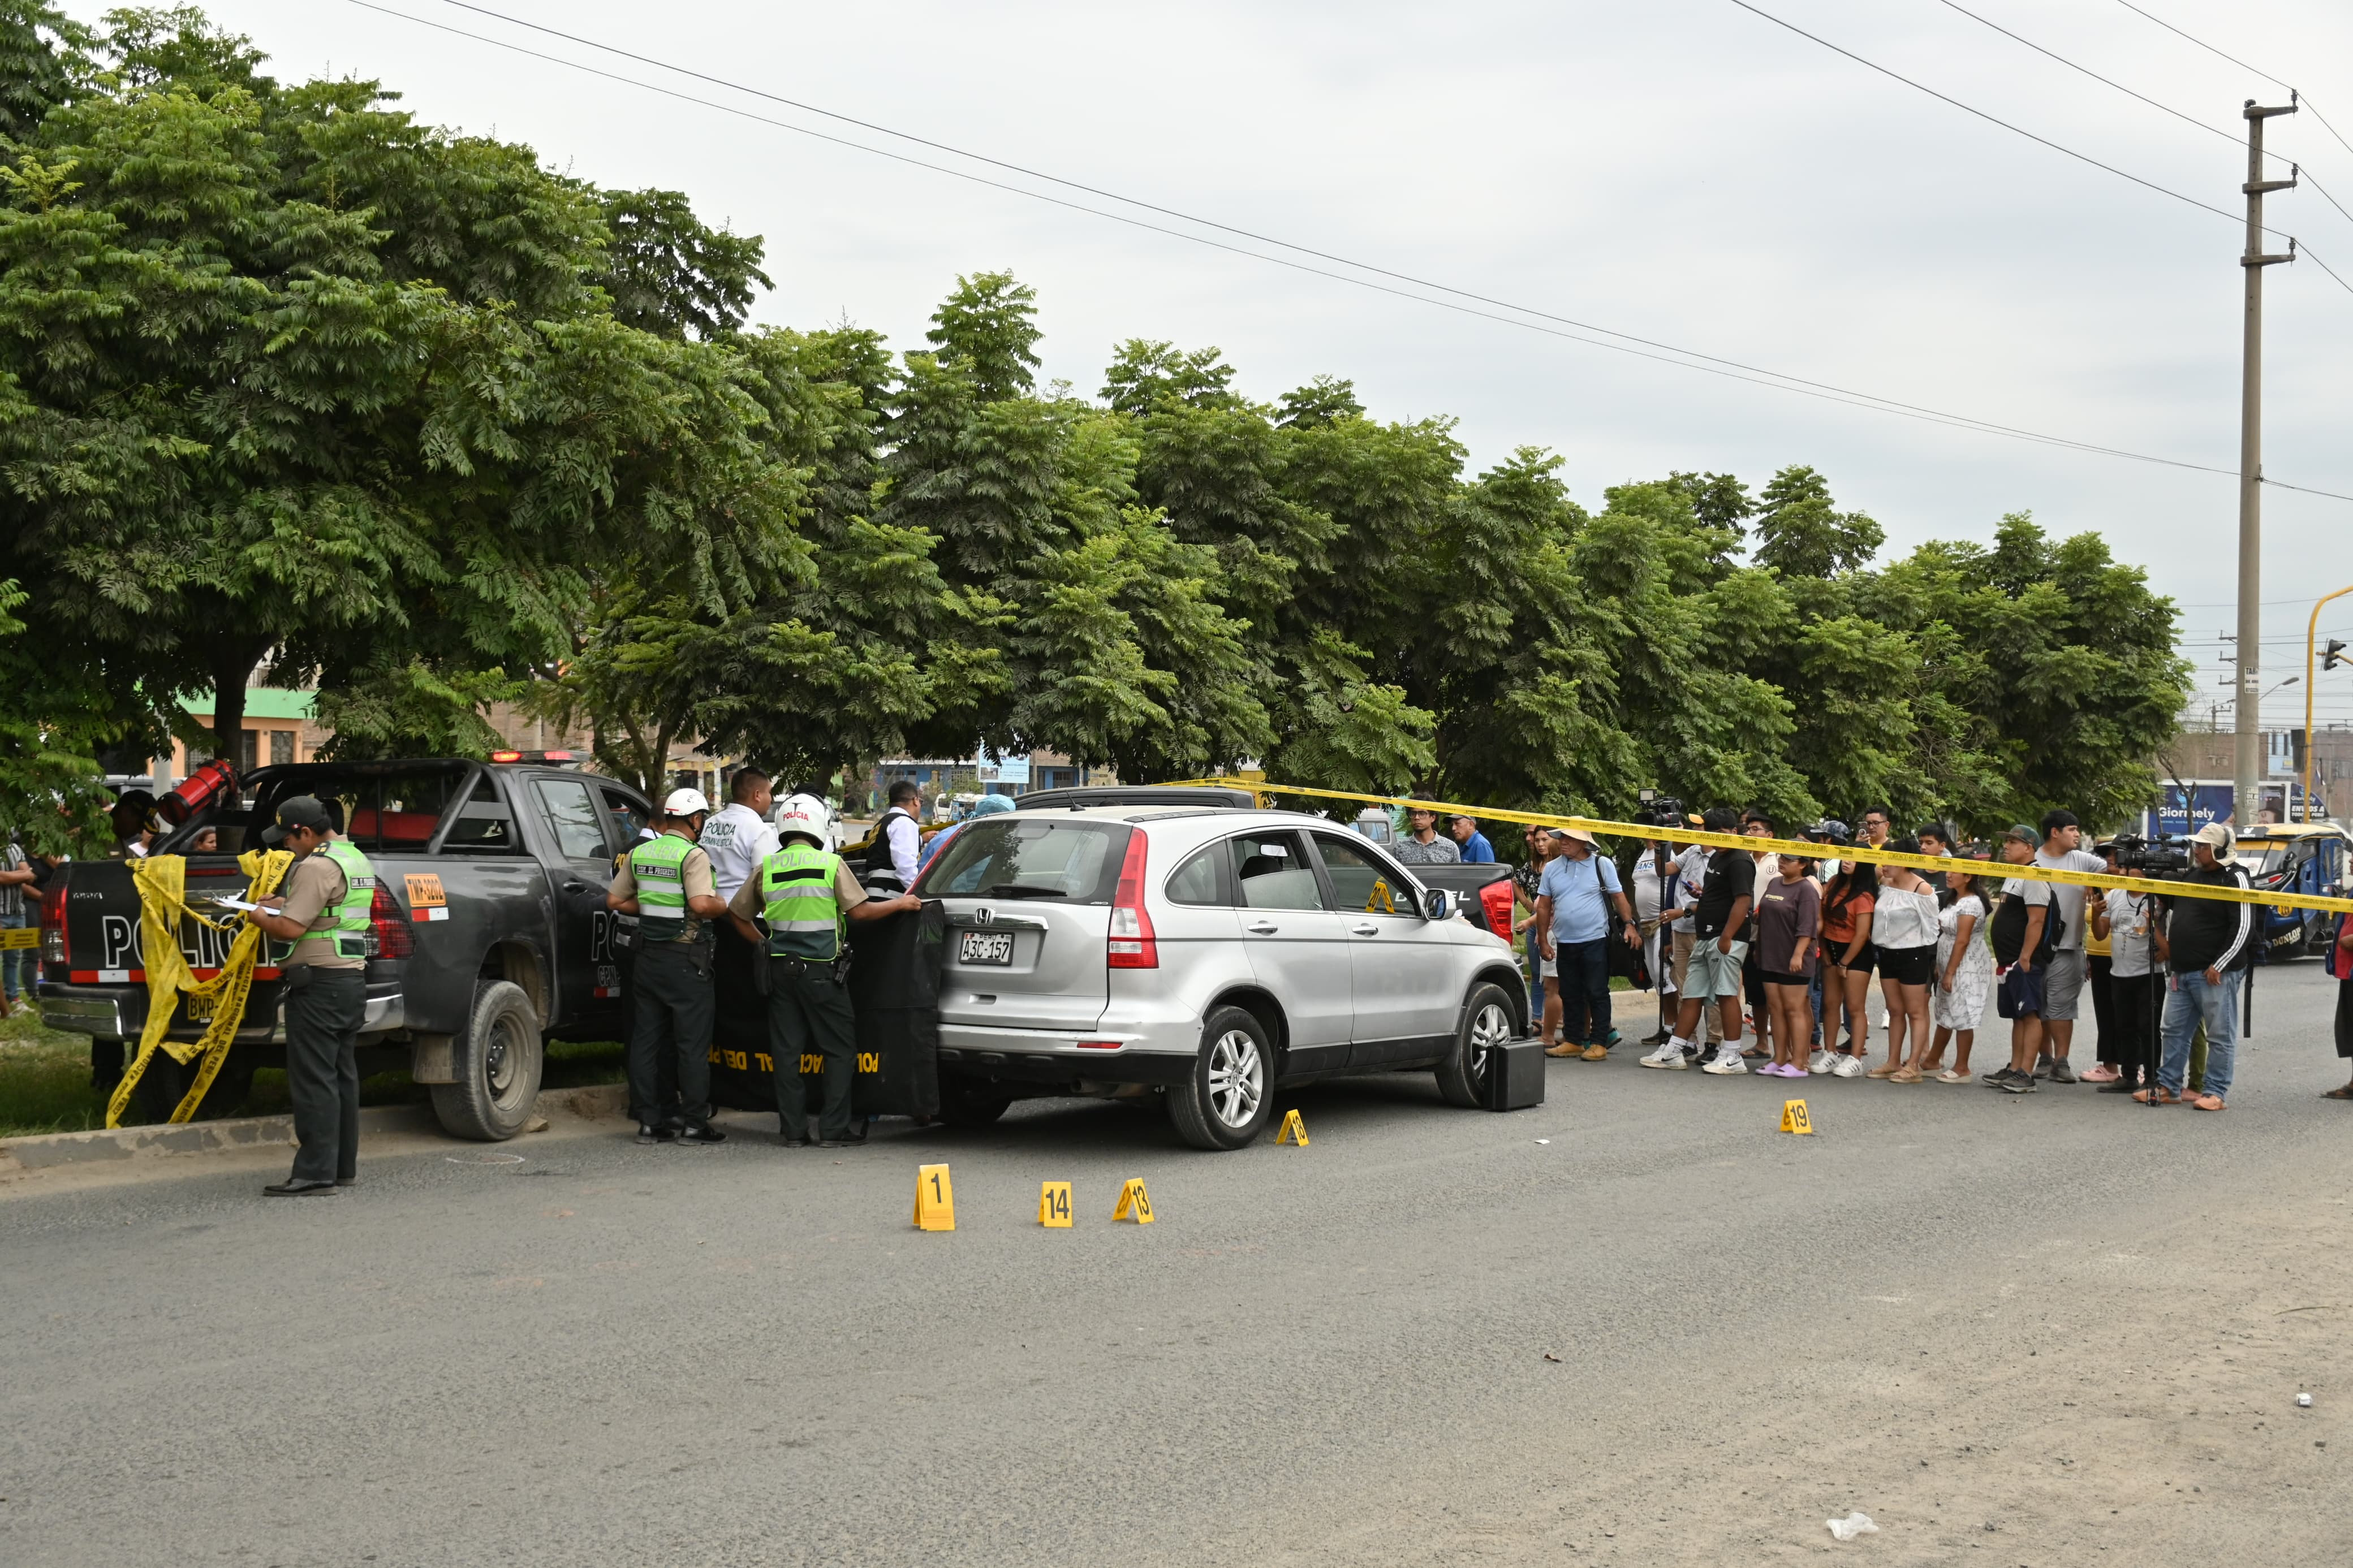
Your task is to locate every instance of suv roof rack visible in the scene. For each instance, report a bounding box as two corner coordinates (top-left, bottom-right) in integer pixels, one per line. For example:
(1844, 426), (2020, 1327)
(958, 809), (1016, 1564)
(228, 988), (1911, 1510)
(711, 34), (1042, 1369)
(1013, 784), (1258, 812)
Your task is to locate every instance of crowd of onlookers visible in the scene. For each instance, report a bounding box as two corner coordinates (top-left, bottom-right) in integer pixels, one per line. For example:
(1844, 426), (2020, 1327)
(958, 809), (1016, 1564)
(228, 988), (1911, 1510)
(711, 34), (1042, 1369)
(1479, 804), (2353, 1113)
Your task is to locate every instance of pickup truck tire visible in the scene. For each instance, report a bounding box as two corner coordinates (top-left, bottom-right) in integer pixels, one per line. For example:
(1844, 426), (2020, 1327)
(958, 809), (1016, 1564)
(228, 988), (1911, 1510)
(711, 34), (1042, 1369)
(1435, 982), (1516, 1109)
(1167, 1005), (1275, 1151)
(429, 981), (544, 1142)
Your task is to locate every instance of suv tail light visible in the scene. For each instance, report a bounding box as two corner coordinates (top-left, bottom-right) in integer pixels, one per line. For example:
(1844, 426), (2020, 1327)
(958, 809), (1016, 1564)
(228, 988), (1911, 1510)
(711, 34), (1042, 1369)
(1477, 878), (1515, 940)
(1107, 830), (1157, 969)
(39, 879), (67, 967)
(369, 883), (413, 960)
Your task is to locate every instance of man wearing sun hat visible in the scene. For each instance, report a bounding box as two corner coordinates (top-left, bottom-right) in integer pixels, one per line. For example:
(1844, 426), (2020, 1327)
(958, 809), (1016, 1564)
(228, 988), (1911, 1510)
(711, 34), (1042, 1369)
(1533, 825), (1639, 1060)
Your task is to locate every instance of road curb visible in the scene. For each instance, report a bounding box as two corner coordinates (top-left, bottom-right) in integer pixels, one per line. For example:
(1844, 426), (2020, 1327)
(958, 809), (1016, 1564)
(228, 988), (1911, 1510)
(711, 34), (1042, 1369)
(0, 1082), (628, 1173)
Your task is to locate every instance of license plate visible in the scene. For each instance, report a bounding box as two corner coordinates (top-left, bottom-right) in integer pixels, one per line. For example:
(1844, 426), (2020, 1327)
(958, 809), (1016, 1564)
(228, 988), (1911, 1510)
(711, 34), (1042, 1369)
(958, 930), (1015, 966)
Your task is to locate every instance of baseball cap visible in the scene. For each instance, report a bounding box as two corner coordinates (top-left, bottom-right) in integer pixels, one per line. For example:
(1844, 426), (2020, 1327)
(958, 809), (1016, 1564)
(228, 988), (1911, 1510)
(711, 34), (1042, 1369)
(2003, 823), (2039, 846)
(2191, 821), (2235, 853)
(661, 787), (712, 817)
(260, 794), (334, 846)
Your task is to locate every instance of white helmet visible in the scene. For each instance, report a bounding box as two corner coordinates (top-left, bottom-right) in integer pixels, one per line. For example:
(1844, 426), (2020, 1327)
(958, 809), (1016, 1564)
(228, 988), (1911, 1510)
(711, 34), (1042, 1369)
(661, 787), (712, 818)
(774, 792), (833, 845)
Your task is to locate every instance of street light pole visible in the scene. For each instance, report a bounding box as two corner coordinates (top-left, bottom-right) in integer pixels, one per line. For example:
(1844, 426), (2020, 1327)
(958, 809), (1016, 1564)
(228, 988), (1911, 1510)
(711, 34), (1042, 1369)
(2308, 585), (2353, 823)
(2234, 98), (2299, 830)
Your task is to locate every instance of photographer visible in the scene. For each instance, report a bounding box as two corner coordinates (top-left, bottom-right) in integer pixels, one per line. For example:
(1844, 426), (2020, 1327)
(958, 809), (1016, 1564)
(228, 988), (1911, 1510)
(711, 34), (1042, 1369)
(2137, 823), (2252, 1112)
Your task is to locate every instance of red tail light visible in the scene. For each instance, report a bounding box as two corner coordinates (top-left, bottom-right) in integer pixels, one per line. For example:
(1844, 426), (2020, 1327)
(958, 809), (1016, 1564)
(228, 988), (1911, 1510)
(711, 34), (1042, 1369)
(1478, 878), (1515, 940)
(1107, 830), (1157, 969)
(39, 878), (68, 967)
(369, 883), (414, 960)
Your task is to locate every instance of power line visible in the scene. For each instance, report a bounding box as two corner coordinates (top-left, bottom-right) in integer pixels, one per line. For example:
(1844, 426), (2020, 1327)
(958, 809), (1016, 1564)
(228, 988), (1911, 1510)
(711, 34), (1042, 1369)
(1931, 0), (2353, 239)
(402, 0), (2277, 464)
(338, 0), (2353, 502)
(341, 5), (2229, 470)
(1729, 0), (2272, 228)
(2111, 0), (2353, 165)
(1726, 0), (2353, 301)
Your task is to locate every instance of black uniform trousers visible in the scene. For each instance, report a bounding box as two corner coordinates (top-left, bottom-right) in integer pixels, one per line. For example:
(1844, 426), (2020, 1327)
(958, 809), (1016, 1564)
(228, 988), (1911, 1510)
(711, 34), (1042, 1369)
(628, 938), (714, 1128)
(285, 967), (365, 1183)
(766, 956), (858, 1140)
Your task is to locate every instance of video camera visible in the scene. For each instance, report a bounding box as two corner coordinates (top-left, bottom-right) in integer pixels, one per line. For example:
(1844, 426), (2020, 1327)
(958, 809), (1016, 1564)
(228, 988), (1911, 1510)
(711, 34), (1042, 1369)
(2106, 832), (2191, 876)
(1634, 788), (1689, 831)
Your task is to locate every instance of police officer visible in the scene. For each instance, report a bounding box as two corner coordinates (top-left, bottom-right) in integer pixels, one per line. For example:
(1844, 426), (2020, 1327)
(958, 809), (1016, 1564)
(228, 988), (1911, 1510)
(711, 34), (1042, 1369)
(607, 787), (730, 1146)
(244, 795), (374, 1195)
(728, 793), (917, 1147)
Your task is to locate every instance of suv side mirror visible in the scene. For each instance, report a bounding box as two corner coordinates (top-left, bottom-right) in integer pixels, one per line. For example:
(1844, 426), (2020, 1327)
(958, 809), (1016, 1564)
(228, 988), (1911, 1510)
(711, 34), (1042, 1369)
(1423, 887), (1454, 922)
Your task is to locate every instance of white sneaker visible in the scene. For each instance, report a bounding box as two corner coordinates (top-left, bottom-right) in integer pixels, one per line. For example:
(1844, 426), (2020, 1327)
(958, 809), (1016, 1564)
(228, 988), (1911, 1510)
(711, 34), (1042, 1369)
(1807, 1049), (1835, 1075)
(1831, 1053), (1865, 1079)
(1701, 1049), (1748, 1075)
(1641, 1042), (1689, 1070)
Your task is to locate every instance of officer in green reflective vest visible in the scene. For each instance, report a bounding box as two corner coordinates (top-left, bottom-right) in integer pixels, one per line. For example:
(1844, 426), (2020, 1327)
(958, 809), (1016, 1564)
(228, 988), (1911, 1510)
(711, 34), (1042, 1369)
(607, 787), (731, 1145)
(246, 795), (378, 1195)
(727, 793), (918, 1147)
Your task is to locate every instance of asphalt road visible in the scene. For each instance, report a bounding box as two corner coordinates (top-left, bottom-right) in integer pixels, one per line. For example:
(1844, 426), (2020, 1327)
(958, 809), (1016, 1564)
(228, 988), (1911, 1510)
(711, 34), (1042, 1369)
(6, 964), (2351, 1567)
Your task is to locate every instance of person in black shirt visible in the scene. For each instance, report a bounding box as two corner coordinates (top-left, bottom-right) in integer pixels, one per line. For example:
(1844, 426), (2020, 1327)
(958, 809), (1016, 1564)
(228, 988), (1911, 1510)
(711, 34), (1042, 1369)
(1643, 808), (1755, 1073)
(2142, 822), (2252, 1110)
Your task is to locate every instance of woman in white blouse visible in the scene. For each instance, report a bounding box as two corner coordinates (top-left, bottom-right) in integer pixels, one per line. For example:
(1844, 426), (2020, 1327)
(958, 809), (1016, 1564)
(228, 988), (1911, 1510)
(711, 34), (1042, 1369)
(1867, 841), (1943, 1083)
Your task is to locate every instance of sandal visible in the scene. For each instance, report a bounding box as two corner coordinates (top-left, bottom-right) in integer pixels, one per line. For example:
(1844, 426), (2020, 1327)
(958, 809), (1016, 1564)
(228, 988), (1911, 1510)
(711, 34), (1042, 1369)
(1935, 1068), (1969, 1084)
(2324, 1085), (2353, 1101)
(2131, 1086), (2182, 1106)
(2189, 1093), (2226, 1112)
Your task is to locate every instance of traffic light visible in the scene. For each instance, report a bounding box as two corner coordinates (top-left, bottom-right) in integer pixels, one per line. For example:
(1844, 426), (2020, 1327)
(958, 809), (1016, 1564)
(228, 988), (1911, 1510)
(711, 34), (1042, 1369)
(2325, 638), (2347, 672)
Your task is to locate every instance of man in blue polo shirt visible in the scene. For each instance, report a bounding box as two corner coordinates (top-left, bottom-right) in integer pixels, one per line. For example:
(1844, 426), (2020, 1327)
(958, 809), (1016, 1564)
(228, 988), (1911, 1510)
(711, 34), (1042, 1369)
(1534, 827), (1639, 1061)
(1446, 814), (1495, 863)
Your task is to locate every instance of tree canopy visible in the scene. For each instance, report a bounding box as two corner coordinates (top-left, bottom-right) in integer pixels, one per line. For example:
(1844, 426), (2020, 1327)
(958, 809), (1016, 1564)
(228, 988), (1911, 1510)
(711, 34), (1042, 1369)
(0, 5), (2192, 849)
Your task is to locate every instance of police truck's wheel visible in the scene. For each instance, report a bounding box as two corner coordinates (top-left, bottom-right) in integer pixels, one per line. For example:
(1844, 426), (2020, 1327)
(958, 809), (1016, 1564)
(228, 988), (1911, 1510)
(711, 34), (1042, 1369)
(430, 981), (542, 1142)
(1167, 1005), (1274, 1151)
(1436, 982), (1516, 1108)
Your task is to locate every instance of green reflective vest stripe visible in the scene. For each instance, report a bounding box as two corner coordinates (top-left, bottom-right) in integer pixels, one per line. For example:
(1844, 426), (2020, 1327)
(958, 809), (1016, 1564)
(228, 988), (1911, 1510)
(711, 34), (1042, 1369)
(318, 838), (379, 960)
(630, 832), (697, 942)
(760, 844), (844, 960)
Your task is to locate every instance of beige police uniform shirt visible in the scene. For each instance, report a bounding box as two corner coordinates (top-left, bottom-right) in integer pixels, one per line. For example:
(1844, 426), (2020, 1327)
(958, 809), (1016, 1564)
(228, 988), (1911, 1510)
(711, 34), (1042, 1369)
(607, 833), (718, 942)
(277, 846), (364, 970)
(726, 858), (871, 925)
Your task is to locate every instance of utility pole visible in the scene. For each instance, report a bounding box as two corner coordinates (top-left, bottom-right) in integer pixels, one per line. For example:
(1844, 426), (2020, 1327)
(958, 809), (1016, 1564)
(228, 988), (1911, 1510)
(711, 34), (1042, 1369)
(2234, 96), (2298, 830)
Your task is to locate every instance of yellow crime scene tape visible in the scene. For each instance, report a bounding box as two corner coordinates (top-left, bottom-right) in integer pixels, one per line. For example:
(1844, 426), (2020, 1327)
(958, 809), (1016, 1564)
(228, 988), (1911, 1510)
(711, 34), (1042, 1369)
(1167, 779), (2353, 918)
(106, 849), (294, 1129)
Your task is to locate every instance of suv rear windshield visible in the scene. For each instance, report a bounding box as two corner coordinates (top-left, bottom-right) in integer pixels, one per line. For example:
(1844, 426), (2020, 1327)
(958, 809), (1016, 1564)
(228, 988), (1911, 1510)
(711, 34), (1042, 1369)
(915, 819), (1131, 903)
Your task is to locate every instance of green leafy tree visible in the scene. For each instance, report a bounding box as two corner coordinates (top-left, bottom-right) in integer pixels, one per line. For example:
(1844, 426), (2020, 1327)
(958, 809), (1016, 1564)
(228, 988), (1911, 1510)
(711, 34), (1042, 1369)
(0, 8), (797, 762)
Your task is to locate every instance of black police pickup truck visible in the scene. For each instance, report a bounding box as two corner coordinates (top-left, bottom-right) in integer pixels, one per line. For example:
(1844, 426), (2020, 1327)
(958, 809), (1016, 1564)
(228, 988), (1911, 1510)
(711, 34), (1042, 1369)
(36, 757), (650, 1139)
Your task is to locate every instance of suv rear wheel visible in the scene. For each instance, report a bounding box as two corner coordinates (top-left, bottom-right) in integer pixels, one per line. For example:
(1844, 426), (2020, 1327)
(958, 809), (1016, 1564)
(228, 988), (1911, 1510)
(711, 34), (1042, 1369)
(1436, 982), (1516, 1108)
(1167, 1005), (1275, 1151)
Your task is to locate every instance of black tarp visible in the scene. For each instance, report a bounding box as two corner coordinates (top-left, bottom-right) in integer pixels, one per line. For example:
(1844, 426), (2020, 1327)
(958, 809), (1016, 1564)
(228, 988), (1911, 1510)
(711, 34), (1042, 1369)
(704, 901), (944, 1118)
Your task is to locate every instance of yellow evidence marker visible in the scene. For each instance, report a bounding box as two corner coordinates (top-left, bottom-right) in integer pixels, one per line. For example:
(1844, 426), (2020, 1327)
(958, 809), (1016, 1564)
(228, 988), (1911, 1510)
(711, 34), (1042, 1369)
(914, 1163), (956, 1230)
(1275, 1108), (1309, 1146)
(1111, 1177), (1154, 1224)
(1037, 1181), (1074, 1228)
(1779, 1099), (1814, 1135)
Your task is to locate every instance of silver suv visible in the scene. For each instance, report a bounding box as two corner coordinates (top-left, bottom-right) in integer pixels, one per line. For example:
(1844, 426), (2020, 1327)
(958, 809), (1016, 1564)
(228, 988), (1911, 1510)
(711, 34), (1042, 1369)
(912, 806), (1528, 1150)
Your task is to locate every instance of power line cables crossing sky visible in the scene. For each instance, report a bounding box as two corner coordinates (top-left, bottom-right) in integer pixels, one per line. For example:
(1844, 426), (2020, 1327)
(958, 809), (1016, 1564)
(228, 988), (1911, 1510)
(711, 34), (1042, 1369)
(340, 0), (2353, 504)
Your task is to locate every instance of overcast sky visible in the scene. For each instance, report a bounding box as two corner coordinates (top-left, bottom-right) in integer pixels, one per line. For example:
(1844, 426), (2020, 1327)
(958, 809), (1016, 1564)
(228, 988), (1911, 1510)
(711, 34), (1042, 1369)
(80, 0), (2353, 728)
